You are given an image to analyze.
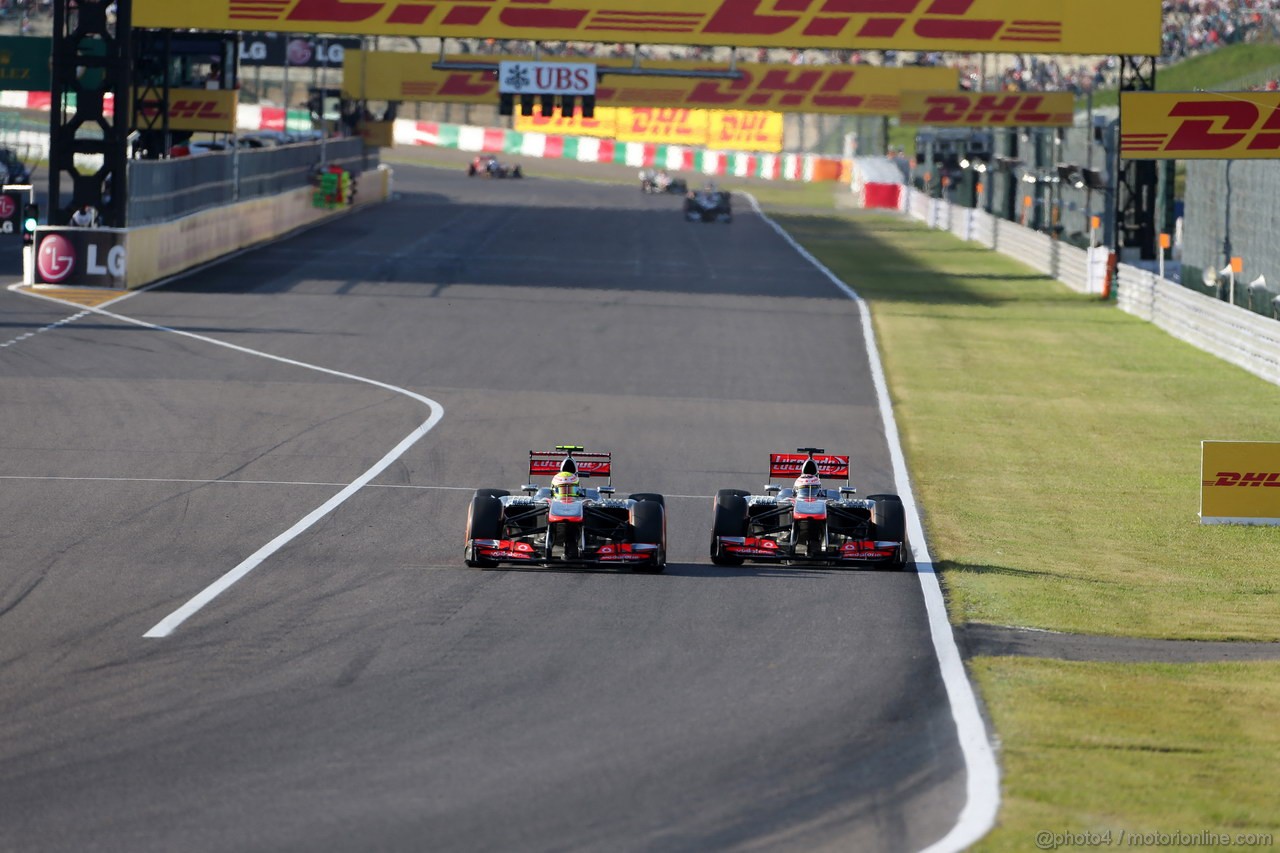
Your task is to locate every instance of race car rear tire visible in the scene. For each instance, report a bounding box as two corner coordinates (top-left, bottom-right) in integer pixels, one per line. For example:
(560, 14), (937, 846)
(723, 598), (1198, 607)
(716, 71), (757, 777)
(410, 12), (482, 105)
(465, 495), (505, 568)
(710, 489), (749, 566)
(630, 501), (666, 574)
(868, 494), (910, 571)
(628, 492), (665, 508)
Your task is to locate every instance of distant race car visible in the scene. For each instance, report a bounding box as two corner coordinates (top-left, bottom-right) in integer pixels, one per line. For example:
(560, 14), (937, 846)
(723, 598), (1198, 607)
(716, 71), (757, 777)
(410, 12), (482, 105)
(685, 187), (732, 223)
(464, 446), (667, 572)
(640, 169), (688, 194)
(468, 155), (523, 178)
(709, 448), (909, 569)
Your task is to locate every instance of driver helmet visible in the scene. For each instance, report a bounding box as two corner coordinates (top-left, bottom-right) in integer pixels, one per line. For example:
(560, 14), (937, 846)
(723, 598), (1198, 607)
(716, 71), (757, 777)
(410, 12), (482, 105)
(794, 473), (822, 501)
(552, 471), (580, 501)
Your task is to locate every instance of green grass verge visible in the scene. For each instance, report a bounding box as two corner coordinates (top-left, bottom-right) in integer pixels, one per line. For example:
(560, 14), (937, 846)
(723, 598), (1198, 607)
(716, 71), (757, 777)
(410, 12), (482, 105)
(771, 213), (1280, 641)
(970, 659), (1280, 851)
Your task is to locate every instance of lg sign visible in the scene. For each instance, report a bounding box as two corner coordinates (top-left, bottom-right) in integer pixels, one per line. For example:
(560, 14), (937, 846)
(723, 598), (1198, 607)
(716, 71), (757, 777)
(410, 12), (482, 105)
(35, 232), (128, 286)
(0, 195), (14, 220)
(37, 234), (76, 283)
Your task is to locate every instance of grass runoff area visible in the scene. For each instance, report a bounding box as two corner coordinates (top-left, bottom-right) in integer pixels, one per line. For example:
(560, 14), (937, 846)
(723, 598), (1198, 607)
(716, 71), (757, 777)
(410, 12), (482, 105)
(765, 210), (1280, 848)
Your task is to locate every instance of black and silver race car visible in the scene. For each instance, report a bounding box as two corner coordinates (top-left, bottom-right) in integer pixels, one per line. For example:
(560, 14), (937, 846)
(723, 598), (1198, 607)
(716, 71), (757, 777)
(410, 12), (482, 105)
(709, 448), (909, 569)
(684, 186), (732, 223)
(464, 446), (667, 573)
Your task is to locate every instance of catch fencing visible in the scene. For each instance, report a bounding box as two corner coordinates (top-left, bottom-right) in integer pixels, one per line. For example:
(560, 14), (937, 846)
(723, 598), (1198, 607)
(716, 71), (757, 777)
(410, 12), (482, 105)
(1182, 158), (1280, 319)
(902, 189), (1280, 389)
(126, 137), (374, 227)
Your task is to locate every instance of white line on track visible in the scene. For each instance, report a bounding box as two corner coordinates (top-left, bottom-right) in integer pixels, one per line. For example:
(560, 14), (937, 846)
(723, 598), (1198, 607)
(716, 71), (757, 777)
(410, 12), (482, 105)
(0, 308), (92, 348)
(8, 230), (446, 639)
(745, 194), (1000, 853)
(0, 474), (713, 499)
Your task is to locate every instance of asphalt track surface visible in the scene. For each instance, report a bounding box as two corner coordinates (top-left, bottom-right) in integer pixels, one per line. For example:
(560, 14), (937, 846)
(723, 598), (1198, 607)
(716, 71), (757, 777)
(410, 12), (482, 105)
(0, 167), (966, 852)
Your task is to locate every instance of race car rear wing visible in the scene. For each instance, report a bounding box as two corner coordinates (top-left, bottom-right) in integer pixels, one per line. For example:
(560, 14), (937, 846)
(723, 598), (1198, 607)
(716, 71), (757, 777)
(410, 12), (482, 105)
(769, 451), (850, 481)
(529, 447), (612, 480)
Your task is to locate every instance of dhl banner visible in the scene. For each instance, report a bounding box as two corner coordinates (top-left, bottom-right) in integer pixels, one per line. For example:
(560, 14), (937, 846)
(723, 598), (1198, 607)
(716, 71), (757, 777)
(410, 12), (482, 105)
(134, 88), (239, 133)
(344, 52), (956, 117)
(1200, 441), (1280, 525)
(515, 107), (784, 152)
(135, 0), (1161, 55)
(899, 91), (1074, 127)
(1121, 92), (1280, 160)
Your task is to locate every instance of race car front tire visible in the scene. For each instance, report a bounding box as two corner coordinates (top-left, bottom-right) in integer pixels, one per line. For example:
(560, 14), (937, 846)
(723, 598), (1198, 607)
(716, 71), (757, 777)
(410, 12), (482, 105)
(628, 492), (665, 508)
(630, 500), (666, 574)
(475, 488), (510, 499)
(465, 494), (505, 568)
(710, 489), (749, 566)
(868, 494), (910, 571)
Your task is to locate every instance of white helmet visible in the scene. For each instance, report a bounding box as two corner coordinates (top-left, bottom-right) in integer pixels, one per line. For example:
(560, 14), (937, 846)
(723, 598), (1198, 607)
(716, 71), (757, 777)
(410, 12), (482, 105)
(552, 471), (580, 500)
(794, 473), (822, 501)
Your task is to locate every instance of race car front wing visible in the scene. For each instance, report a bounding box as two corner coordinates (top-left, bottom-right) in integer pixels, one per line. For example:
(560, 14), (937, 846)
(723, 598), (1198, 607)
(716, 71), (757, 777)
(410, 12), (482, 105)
(715, 536), (901, 563)
(468, 539), (662, 566)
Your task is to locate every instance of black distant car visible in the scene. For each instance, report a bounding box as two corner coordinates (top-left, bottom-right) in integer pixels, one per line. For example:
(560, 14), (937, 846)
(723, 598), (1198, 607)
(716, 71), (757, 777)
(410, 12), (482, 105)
(1, 147), (32, 184)
(464, 446), (666, 573)
(709, 448), (909, 569)
(468, 155), (523, 178)
(685, 186), (732, 223)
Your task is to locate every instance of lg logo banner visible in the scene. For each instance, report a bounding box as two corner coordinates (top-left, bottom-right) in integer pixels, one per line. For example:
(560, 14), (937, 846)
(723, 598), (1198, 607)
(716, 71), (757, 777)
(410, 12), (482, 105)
(34, 231), (128, 287)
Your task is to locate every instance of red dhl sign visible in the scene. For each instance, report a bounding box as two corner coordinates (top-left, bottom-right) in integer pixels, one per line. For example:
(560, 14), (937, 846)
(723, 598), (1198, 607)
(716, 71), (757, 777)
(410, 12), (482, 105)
(345, 52), (956, 116)
(1121, 92), (1280, 160)
(133, 88), (239, 132)
(900, 91), (1074, 127)
(1207, 472), (1280, 487)
(514, 107), (784, 152)
(136, 0), (1161, 55)
(1200, 441), (1280, 524)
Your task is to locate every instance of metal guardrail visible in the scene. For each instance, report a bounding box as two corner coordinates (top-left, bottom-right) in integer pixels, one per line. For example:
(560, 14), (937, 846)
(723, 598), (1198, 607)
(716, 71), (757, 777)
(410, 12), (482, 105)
(903, 189), (1280, 388)
(126, 137), (375, 227)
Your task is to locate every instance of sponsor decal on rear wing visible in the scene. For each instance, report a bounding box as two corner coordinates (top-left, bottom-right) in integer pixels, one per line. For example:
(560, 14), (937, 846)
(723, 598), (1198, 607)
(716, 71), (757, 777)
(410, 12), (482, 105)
(769, 453), (849, 479)
(528, 450), (612, 478)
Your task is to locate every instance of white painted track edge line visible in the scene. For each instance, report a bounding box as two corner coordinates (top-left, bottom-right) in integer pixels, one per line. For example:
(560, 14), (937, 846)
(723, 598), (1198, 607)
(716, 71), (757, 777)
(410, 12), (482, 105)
(65, 305), (448, 639)
(744, 194), (1000, 852)
(8, 219), (446, 640)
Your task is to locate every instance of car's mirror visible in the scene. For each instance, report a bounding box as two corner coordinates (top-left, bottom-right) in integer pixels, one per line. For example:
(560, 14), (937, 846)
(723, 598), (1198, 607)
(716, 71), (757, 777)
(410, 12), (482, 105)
(522, 483), (538, 494)
(598, 486), (616, 495)
(764, 484), (780, 493)
(839, 487), (857, 496)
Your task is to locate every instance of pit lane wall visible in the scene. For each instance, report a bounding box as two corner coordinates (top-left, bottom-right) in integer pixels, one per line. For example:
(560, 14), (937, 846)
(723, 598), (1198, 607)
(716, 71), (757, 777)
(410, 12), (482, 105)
(32, 166), (392, 291)
(902, 189), (1280, 388)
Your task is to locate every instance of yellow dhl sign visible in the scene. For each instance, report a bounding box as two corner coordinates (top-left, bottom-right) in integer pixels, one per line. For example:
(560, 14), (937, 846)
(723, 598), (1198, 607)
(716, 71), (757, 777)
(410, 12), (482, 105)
(1122, 92), (1280, 160)
(515, 107), (784, 152)
(134, 88), (239, 133)
(900, 90), (1074, 127)
(134, 0), (1161, 55)
(1200, 441), (1280, 525)
(344, 51), (956, 116)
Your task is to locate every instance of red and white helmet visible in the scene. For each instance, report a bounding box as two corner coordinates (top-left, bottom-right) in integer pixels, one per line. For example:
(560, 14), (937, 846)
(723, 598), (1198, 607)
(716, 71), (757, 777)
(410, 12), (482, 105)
(552, 471), (580, 500)
(794, 473), (822, 500)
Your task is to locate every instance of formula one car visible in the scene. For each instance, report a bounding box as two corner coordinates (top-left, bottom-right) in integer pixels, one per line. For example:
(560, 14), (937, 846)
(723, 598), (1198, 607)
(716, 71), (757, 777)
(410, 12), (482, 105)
(684, 186), (732, 223)
(709, 448), (909, 569)
(465, 446), (667, 572)
(468, 155), (523, 178)
(640, 169), (688, 195)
